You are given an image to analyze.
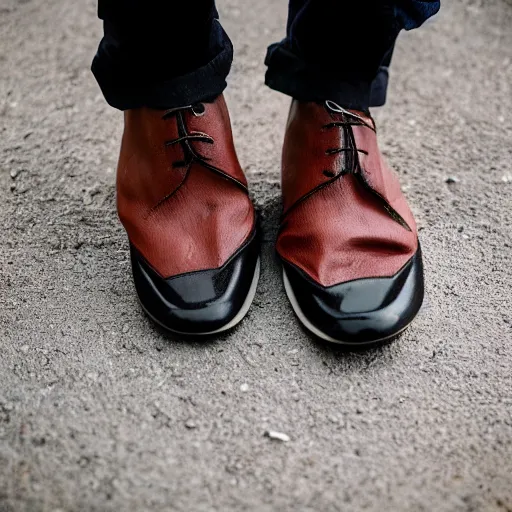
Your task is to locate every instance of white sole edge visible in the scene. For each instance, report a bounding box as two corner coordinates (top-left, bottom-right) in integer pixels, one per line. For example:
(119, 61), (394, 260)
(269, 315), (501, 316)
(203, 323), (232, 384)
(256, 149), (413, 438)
(140, 257), (261, 336)
(282, 267), (410, 346)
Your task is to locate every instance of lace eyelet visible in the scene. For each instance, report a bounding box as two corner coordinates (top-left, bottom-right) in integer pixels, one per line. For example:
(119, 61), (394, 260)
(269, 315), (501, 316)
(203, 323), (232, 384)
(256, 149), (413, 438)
(192, 103), (206, 117)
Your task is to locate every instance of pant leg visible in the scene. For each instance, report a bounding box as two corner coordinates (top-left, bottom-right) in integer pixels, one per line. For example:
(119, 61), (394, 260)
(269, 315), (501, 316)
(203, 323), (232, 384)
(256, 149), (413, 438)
(265, 0), (440, 111)
(92, 0), (233, 110)
(370, 43), (395, 107)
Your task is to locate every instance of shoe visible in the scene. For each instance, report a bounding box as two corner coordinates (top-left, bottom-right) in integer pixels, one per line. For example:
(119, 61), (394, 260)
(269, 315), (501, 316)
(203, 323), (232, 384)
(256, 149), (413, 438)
(277, 100), (424, 347)
(117, 95), (260, 335)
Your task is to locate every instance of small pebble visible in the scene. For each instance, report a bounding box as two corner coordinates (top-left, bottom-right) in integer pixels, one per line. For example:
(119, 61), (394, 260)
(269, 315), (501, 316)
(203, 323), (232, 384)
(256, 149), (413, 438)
(240, 383), (249, 392)
(264, 430), (290, 442)
(445, 176), (459, 184)
(185, 420), (197, 429)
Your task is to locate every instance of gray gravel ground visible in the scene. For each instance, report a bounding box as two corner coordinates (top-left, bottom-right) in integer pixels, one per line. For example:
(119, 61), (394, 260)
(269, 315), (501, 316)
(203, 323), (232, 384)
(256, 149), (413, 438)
(1, 0), (512, 510)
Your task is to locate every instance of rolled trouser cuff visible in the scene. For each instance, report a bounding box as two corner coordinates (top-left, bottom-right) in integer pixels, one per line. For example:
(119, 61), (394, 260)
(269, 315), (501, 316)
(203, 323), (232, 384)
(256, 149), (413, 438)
(92, 20), (233, 111)
(265, 42), (374, 112)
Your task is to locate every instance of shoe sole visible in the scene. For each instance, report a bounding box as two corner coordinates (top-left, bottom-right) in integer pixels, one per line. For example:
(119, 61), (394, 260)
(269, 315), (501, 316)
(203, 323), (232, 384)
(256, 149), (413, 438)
(138, 257), (261, 336)
(282, 267), (411, 348)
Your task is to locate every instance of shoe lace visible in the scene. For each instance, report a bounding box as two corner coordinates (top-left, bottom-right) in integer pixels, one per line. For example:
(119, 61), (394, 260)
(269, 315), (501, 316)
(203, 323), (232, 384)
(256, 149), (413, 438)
(321, 100), (374, 178)
(161, 103), (214, 168)
(321, 100), (411, 231)
(157, 102), (247, 198)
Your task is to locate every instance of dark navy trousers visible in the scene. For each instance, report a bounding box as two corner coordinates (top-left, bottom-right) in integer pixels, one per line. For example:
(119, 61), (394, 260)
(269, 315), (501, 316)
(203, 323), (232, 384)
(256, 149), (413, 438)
(92, 0), (440, 111)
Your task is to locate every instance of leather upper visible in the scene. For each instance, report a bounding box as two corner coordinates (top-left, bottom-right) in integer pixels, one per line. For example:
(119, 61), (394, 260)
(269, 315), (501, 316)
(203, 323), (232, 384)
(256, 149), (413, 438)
(277, 100), (418, 287)
(117, 95), (255, 278)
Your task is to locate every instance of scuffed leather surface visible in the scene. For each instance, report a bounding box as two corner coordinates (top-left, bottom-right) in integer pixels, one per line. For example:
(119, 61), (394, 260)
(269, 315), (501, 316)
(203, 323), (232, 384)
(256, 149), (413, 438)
(277, 101), (418, 287)
(117, 95), (255, 278)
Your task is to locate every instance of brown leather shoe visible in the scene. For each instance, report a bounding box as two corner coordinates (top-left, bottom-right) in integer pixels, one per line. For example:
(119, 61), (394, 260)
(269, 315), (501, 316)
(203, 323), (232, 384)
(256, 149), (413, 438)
(117, 95), (260, 335)
(277, 100), (424, 346)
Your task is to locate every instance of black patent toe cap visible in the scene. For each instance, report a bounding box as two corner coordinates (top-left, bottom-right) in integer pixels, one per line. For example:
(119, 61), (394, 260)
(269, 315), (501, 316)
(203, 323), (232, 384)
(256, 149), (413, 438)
(131, 232), (260, 335)
(282, 248), (424, 345)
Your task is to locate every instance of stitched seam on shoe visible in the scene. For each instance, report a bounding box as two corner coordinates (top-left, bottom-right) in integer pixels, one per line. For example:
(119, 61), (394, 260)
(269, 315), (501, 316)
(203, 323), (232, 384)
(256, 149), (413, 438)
(131, 223), (258, 281)
(278, 244), (420, 290)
